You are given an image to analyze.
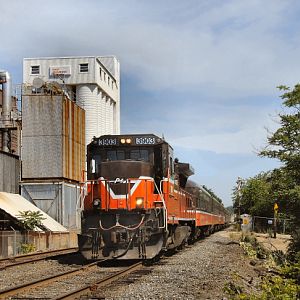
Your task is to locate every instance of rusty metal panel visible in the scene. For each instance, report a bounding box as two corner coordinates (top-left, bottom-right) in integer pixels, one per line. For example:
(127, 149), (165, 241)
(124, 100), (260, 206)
(0, 151), (20, 193)
(62, 97), (85, 182)
(22, 94), (85, 182)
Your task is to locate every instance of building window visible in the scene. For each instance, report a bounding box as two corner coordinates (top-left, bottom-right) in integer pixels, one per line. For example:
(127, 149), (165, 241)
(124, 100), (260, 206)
(108, 77), (110, 86)
(104, 72), (106, 82)
(31, 65), (40, 75)
(79, 63), (89, 73)
(99, 68), (102, 79)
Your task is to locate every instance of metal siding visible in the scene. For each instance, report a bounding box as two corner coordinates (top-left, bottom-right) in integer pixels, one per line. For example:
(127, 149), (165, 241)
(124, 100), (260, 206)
(22, 95), (63, 136)
(94, 60), (118, 100)
(23, 57), (96, 86)
(100, 91), (106, 133)
(22, 95), (63, 179)
(98, 56), (120, 79)
(62, 98), (85, 182)
(0, 152), (19, 193)
(77, 84), (99, 146)
(21, 182), (81, 230)
(22, 94), (85, 182)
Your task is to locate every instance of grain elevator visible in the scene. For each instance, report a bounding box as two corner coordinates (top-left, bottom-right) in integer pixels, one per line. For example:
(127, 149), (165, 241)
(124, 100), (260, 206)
(21, 56), (121, 230)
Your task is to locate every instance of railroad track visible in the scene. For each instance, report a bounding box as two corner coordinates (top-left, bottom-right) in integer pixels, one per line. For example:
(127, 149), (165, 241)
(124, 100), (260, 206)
(0, 247), (78, 270)
(55, 261), (143, 300)
(0, 260), (143, 299)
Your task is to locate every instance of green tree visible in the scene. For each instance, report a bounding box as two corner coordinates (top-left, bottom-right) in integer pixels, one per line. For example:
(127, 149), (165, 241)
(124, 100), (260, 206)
(259, 85), (300, 227)
(232, 172), (272, 217)
(17, 210), (45, 230)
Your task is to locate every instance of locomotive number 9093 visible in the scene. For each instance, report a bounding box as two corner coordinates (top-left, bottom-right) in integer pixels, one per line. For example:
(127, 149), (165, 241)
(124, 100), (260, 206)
(135, 137), (156, 145)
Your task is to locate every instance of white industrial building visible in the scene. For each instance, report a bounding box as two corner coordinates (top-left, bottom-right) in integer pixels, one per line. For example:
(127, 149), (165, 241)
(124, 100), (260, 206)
(23, 56), (120, 146)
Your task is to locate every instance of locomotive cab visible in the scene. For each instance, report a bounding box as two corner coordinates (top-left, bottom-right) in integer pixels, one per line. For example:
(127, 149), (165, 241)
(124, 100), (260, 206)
(87, 135), (173, 182)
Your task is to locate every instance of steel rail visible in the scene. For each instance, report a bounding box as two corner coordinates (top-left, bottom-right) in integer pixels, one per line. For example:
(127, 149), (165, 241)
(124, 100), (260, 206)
(0, 247), (78, 270)
(0, 247), (78, 263)
(0, 260), (104, 298)
(54, 261), (143, 300)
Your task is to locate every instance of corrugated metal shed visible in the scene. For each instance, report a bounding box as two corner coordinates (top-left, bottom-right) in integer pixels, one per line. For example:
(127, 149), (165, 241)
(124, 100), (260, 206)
(22, 94), (85, 182)
(0, 192), (68, 232)
(21, 181), (81, 230)
(0, 151), (19, 193)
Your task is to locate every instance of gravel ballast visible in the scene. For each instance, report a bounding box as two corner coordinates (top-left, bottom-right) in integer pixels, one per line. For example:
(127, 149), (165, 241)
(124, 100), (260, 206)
(98, 230), (262, 300)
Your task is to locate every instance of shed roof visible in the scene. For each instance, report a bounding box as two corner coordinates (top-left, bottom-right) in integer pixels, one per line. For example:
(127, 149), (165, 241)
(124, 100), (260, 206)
(0, 192), (68, 232)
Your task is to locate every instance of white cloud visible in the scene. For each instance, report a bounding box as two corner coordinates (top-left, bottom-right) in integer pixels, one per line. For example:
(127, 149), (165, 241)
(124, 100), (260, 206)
(171, 129), (264, 154)
(1, 0), (300, 98)
(1, 0), (291, 206)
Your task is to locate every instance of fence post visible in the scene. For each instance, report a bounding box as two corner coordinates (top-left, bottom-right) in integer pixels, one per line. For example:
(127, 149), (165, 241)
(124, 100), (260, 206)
(13, 231), (16, 256)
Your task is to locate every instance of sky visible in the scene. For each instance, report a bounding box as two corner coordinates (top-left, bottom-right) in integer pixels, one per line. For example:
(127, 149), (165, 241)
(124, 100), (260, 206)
(1, 0), (300, 207)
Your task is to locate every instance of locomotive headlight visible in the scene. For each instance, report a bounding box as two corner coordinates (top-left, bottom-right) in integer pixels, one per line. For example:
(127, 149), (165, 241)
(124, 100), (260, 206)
(136, 197), (144, 208)
(120, 138), (126, 144)
(126, 138), (132, 144)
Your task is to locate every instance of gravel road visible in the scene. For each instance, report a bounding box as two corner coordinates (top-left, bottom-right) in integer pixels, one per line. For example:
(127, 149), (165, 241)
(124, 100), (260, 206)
(95, 229), (262, 300)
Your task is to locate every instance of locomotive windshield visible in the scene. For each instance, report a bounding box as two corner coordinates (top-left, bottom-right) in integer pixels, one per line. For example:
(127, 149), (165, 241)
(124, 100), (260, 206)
(106, 149), (150, 162)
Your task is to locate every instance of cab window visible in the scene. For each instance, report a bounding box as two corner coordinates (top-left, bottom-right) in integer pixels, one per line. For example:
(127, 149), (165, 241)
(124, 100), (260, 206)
(90, 154), (101, 174)
(107, 150), (125, 161)
(130, 149), (149, 161)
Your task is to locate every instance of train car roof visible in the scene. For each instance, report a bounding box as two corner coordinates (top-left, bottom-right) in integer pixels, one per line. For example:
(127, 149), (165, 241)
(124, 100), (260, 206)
(186, 180), (225, 207)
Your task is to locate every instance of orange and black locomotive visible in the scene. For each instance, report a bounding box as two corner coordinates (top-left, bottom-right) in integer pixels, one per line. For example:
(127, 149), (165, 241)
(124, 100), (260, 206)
(78, 134), (230, 260)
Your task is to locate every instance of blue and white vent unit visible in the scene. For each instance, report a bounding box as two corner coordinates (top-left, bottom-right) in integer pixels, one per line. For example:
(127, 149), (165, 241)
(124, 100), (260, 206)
(23, 56), (120, 147)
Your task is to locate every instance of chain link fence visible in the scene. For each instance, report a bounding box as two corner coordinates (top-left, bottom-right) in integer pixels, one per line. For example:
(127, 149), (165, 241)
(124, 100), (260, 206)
(252, 216), (292, 234)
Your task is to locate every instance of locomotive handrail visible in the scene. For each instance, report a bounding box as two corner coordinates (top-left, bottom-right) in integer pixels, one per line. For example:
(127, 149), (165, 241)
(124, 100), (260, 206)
(78, 180), (90, 211)
(155, 179), (168, 231)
